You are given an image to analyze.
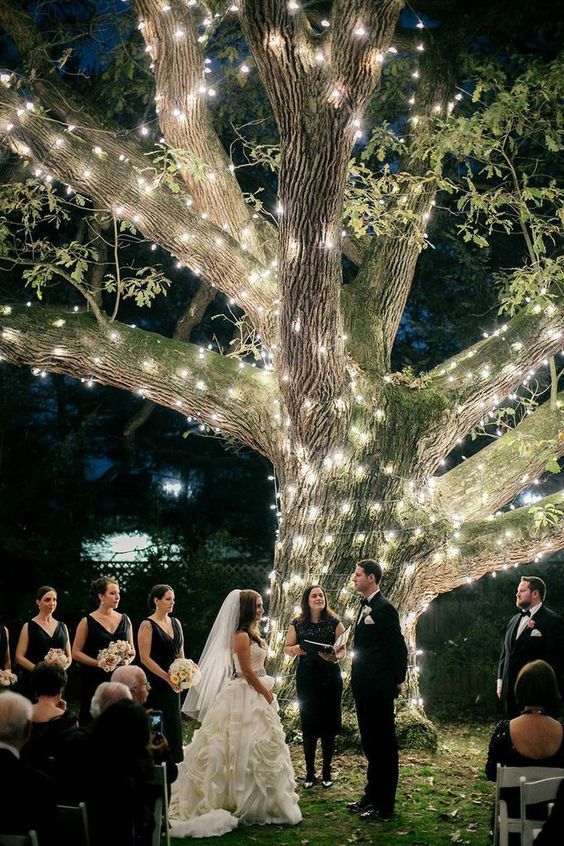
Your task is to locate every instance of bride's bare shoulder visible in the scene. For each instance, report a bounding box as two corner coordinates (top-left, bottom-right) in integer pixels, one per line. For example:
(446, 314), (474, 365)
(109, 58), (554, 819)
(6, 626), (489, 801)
(233, 630), (251, 647)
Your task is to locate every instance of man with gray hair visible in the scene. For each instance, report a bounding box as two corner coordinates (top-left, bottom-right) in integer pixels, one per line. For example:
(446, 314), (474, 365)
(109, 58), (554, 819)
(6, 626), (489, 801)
(0, 691), (57, 843)
(112, 665), (151, 706)
(90, 680), (132, 718)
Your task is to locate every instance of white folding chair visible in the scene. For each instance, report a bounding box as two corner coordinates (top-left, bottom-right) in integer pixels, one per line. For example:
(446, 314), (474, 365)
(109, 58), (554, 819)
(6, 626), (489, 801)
(55, 802), (90, 846)
(151, 761), (170, 846)
(494, 764), (564, 846)
(0, 833), (39, 846)
(520, 774), (564, 846)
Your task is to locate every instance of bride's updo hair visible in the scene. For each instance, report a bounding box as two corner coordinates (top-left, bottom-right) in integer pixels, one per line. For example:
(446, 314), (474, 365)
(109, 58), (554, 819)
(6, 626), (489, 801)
(237, 590), (263, 645)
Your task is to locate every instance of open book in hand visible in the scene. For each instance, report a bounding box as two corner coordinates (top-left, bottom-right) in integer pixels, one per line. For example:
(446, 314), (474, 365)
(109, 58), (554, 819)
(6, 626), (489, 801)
(301, 626), (351, 657)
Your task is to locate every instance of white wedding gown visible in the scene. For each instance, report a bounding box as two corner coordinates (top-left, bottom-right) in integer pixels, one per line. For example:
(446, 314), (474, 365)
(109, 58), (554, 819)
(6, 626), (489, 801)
(169, 642), (302, 838)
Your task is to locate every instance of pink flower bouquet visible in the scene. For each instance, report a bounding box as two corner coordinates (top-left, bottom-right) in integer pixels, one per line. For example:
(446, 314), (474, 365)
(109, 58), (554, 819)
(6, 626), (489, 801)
(0, 669), (18, 687)
(97, 640), (134, 673)
(44, 648), (71, 670)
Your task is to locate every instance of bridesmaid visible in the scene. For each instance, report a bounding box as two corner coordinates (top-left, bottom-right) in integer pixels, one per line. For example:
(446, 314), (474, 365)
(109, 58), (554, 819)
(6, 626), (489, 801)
(72, 576), (135, 725)
(15, 586), (71, 700)
(138, 584), (184, 762)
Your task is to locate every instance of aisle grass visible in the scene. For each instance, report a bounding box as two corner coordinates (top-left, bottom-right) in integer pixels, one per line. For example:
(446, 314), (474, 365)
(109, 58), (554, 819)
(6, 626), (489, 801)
(170, 723), (493, 846)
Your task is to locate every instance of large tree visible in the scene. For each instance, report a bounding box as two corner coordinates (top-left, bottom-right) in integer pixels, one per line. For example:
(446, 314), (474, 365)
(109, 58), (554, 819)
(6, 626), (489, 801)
(0, 0), (562, 717)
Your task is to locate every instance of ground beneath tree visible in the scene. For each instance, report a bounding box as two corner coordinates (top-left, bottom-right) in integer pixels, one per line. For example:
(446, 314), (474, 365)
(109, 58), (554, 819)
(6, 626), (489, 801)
(171, 722), (494, 845)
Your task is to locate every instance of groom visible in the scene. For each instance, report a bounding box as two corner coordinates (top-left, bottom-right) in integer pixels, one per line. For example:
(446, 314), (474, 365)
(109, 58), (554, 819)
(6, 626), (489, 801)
(348, 559), (408, 821)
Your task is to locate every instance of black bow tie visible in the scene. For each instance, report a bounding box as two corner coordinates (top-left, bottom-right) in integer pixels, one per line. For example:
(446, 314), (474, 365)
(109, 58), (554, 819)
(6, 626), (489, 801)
(520, 610), (531, 617)
(361, 598), (370, 607)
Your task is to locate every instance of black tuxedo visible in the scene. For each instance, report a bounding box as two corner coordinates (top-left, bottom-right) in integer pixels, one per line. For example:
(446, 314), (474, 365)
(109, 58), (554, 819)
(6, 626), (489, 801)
(0, 748), (57, 844)
(351, 592), (408, 816)
(498, 603), (564, 717)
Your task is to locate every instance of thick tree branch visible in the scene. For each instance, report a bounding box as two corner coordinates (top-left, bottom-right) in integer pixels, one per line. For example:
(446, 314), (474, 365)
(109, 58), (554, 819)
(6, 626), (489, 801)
(342, 19), (475, 372)
(132, 0), (268, 261)
(122, 278), (216, 450)
(240, 0), (402, 448)
(0, 304), (280, 459)
(458, 492), (564, 580)
(434, 392), (564, 521)
(0, 86), (278, 337)
(420, 298), (564, 461)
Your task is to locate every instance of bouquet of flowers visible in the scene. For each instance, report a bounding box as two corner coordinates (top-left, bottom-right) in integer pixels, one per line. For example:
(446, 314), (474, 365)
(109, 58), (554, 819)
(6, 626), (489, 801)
(168, 658), (201, 690)
(97, 640), (135, 673)
(0, 669), (18, 687)
(44, 648), (71, 670)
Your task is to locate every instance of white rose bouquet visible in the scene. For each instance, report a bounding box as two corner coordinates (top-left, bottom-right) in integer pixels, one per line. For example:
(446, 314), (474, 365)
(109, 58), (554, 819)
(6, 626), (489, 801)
(0, 669), (18, 687)
(97, 640), (134, 673)
(44, 648), (71, 670)
(168, 658), (201, 690)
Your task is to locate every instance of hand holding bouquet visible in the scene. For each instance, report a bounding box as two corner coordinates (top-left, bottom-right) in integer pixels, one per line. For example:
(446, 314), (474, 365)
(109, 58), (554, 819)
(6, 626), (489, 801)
(0, 669), (18, 687)
(44, 648), (71, 670)
(168, 658), (201, 690)
(97, 639), (135, 673)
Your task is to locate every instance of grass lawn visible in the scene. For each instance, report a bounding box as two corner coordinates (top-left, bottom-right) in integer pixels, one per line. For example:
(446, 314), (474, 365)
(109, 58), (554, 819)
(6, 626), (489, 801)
(170, 722), (494, 845)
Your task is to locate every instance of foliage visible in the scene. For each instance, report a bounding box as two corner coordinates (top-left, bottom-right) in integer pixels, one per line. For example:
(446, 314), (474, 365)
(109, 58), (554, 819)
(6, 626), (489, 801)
(529, 502), (564, 531)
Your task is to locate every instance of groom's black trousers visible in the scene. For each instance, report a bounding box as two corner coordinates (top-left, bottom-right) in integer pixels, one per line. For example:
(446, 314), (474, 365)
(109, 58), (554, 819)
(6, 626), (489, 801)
(353, 693), (398, 815)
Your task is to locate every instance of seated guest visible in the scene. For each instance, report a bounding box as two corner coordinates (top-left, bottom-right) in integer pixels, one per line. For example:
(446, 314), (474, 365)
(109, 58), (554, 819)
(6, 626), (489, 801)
(55, 680), (132, 802)
(90, 680), (132, 717)
(20, 662), (77, 776)
(112, 664), (151, 706)
(0, 690), (57, 844)
(112, 665), (178, 784)
(486, 660), (564, 837)
(88, 700), (158, 846)
(534, 779), (564, 845)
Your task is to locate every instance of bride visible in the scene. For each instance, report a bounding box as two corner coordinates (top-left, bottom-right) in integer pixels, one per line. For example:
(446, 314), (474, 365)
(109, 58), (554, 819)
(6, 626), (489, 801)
(169, 589), (302, 837)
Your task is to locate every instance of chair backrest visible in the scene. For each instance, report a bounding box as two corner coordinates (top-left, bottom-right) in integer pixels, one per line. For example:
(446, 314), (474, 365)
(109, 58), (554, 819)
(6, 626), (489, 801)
(0, 833), (39, 846)
(494, 764), (564, 846)
(520, 774), (564, 806)
(520, 773), (564, 846)
(56, 802), (90, 846)
(497, 764), (564, 788)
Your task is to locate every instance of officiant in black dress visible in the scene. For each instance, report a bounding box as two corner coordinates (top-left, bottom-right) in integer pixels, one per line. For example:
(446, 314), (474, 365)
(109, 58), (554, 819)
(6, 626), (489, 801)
(284, 584), (346, 788)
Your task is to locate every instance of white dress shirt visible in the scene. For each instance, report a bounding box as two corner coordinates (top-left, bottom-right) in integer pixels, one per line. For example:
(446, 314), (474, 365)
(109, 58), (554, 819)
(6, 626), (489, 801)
(515, 601), (542, 639)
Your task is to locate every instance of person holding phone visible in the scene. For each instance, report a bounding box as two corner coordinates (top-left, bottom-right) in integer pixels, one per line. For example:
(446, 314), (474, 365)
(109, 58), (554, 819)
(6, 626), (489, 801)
(138, 584), (185, 763)
(284, 584), (345, 789)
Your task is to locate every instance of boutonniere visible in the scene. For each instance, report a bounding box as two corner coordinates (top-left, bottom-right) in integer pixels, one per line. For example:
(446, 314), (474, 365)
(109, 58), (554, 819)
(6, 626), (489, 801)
(361, 605), (372, 619)
(526, 618), (536, 629)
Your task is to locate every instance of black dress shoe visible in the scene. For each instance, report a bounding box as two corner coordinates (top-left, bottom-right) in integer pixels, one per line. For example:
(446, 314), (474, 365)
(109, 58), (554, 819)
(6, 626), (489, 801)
(360, 807), (393, 822)
(346, 800), (373, 813)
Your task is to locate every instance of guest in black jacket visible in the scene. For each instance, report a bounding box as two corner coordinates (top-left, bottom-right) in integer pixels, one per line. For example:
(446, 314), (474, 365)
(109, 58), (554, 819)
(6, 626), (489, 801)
(348, 559), (408, 822)
(0, 690), (57, 844)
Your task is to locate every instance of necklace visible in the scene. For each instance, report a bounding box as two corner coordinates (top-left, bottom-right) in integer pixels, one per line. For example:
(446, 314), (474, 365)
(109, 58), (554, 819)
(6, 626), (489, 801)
(521, 708), (546, 715)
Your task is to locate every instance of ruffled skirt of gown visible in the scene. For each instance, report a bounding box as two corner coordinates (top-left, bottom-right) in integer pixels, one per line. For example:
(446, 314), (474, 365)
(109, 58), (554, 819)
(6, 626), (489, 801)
(169, 675), (302, 837)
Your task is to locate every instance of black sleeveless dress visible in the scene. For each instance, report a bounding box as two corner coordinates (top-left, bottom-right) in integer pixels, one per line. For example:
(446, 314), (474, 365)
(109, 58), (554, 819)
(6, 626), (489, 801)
(19, 620), (69, 701)
(78, 613), (132, 725)
(0, 625), (8, 669)
(293, 616), (343, 736)
(143, 617), (184, 762)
